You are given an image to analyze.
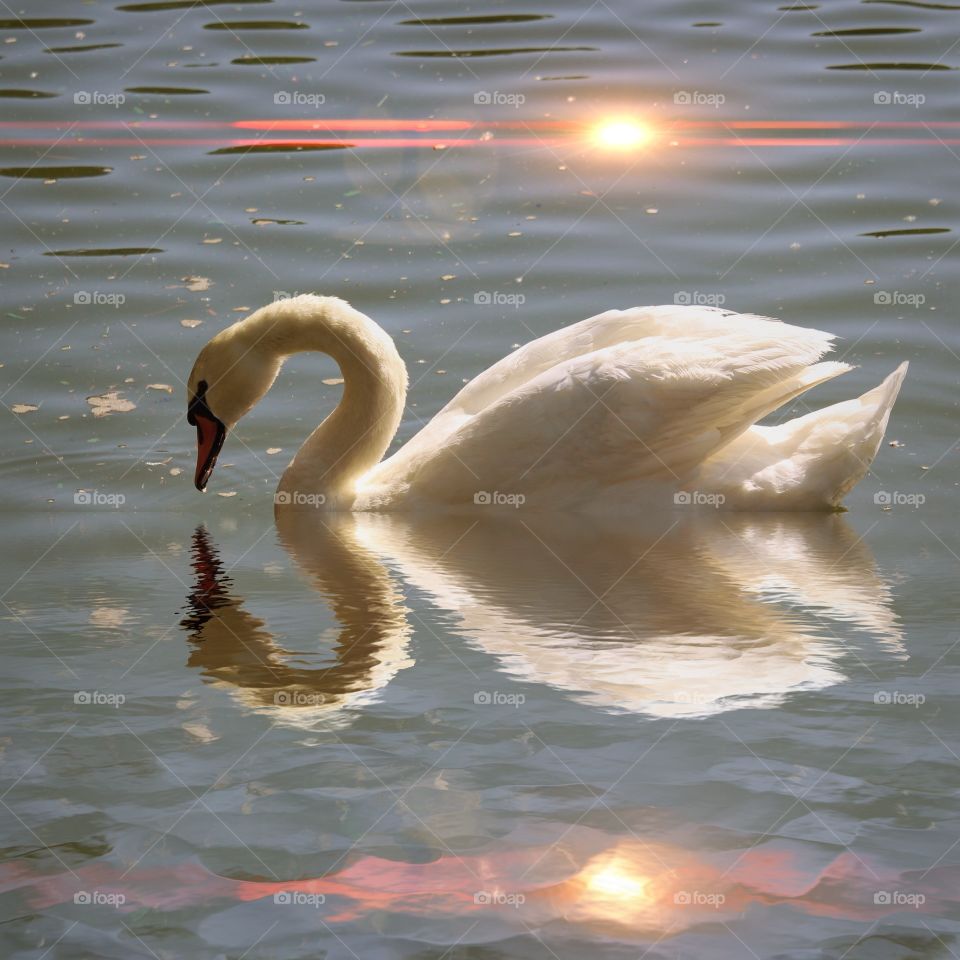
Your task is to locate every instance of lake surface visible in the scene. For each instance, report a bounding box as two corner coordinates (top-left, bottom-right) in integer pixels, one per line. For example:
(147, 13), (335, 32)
(1, 1), (959, 957)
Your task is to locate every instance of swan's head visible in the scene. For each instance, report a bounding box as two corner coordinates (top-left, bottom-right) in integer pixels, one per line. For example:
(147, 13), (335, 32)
(187, 322), (282, 491)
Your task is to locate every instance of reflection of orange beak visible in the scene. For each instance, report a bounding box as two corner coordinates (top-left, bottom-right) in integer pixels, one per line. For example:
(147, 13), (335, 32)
(192, 410), (226, 491)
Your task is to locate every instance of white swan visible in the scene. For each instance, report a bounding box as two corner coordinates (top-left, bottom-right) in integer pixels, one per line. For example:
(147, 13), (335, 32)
(186, 294), (907, 511)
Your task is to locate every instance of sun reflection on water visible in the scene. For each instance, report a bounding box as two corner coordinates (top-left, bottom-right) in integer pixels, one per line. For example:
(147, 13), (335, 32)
(571, 848), (658, 923)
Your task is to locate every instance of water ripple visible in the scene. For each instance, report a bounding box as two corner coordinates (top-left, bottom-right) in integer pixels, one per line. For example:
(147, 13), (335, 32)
(0, 165), (113, 180)
(395, 46), (597, 58)
(44, 247), (164, 256)
(860, 226), (951, 237)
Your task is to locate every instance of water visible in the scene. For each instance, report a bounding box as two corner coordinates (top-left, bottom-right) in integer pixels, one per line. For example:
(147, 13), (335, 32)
(1, 1), (959, 957)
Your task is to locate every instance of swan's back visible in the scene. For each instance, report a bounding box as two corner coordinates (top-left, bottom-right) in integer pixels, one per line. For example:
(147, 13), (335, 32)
(363, 306), (904, 512)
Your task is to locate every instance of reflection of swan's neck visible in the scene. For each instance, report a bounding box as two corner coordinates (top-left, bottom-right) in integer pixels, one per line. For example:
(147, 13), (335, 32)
(246, 298), (407, 503)
(182, 516), (413, 724)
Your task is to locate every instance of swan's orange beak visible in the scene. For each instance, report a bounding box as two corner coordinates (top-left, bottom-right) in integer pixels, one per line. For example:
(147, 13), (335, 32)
(187, 381), (226, 492)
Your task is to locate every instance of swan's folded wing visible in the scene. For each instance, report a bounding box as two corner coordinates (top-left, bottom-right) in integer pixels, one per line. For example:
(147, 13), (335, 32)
(366, 306), (842, 507)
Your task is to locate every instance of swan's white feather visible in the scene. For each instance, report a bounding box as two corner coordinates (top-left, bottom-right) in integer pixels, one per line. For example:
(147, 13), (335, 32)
(361, 305), (899, 511)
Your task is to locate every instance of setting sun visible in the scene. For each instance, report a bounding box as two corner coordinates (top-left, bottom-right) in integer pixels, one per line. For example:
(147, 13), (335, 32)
(593, 118), (650, 150)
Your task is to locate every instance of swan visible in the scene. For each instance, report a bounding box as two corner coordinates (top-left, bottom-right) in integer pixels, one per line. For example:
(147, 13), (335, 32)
(186, 294), (907, 511)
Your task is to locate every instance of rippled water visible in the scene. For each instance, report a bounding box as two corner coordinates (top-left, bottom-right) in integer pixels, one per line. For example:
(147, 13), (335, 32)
(1, 1), (958, 957)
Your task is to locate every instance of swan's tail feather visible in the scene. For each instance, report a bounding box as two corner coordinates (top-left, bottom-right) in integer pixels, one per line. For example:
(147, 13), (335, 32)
(726, 360), (853, 440)
(697, 362), (908, 510)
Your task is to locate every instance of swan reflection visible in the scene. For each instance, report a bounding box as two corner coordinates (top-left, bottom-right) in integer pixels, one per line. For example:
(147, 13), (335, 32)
(180, 518), (412, 723)
(182, 511), (902, 720)
(353, 512), (903, 718)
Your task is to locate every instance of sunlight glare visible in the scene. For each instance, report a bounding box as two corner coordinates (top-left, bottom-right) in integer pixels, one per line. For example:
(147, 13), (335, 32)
(593, 118), (650, 150)
(586, 864), (650, 900)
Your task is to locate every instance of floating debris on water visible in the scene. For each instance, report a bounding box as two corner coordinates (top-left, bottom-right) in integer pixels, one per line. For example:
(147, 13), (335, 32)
(87, 391), (136, 417)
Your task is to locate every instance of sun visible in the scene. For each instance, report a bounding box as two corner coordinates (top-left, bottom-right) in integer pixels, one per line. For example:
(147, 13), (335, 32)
(593, 118), (650, 150)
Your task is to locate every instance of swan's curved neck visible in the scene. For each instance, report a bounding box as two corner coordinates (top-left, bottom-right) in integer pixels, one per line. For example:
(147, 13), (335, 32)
(242, 297), (407, 506)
